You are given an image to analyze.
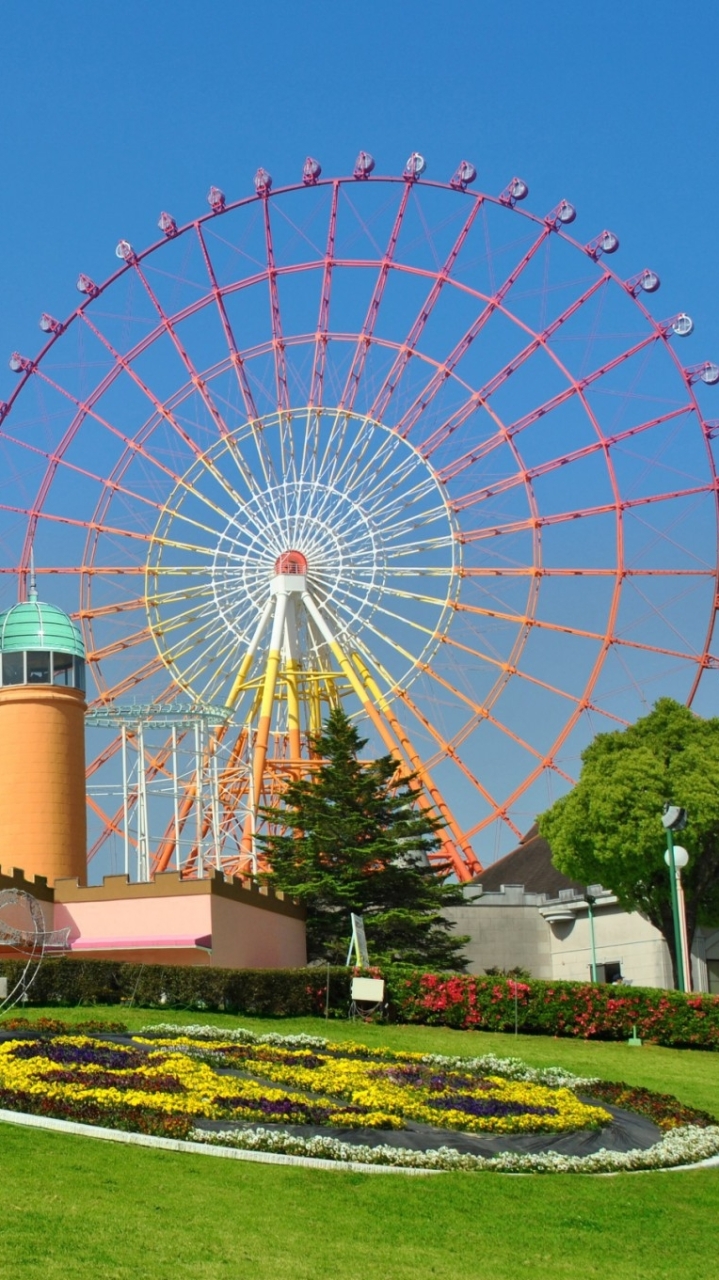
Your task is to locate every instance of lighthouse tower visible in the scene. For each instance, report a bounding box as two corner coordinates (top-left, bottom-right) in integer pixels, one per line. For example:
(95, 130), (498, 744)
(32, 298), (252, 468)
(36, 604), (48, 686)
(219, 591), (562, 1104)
(0, 575), (87, 886)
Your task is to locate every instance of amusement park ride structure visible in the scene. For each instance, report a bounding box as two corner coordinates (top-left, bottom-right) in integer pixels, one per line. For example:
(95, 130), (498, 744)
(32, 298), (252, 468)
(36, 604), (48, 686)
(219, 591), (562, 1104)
(0, 152), (718, 886)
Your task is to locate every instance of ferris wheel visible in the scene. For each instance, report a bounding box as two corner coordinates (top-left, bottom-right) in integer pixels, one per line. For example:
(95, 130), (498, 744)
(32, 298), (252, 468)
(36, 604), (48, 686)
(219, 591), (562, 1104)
(1, 151), (718, 881)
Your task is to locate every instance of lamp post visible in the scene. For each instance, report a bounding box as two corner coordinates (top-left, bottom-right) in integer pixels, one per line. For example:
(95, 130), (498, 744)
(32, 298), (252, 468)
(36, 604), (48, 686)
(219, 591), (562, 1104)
(664, 843), (691, 993)
(585, 889), (599, 983)
(661, 805), (688, 993)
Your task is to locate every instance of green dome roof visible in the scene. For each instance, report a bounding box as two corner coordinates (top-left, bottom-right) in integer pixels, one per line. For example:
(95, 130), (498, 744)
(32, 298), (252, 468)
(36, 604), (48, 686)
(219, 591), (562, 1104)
(0, 598), (84, 657)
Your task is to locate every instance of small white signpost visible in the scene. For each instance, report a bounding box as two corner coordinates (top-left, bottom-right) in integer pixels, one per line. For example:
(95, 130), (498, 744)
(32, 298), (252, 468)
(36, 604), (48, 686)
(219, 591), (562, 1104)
(347, 913), (385, 1011)
(347, 912), (370, 968)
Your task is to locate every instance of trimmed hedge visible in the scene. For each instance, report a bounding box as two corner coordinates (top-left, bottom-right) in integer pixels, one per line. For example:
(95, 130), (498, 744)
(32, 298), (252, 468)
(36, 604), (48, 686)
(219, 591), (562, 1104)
(0, 958), (350, 1018)
(387, 971), (719, 1050)
(1, 958), (718, 1049)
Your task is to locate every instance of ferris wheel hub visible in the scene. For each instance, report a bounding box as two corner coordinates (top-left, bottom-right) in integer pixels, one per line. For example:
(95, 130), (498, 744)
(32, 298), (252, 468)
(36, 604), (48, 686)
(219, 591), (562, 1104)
(274, 550), (308, 576)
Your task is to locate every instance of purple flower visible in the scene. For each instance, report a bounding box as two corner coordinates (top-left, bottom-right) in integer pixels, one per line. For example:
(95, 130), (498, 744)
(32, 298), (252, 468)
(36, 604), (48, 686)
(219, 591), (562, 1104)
(430, 1095), (559, 1118)
(429, 1073), (488, 1091)
(11, 1043), (145, 1071)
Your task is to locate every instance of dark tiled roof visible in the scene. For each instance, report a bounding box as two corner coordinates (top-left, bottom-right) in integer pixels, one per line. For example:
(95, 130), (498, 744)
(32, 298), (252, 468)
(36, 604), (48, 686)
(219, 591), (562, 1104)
(475, 825), (584, 896)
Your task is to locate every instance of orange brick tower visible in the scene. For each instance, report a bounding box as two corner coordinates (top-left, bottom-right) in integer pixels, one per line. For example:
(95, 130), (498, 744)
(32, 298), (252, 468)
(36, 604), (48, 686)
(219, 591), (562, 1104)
(0, 575), (87, 886)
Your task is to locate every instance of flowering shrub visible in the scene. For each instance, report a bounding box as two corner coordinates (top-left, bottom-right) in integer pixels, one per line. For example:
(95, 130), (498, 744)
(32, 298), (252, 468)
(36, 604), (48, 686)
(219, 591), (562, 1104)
(2, 959), (718, 1049)
(388, 972), (719, 1048)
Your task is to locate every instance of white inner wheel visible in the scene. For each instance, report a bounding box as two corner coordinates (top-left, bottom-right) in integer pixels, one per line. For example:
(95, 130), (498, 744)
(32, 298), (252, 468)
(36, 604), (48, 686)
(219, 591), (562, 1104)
(145, 407), (460, 706)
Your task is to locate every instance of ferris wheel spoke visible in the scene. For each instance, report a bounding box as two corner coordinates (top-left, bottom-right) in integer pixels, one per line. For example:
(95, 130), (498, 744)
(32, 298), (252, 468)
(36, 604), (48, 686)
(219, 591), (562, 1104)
(145, 581), (216, 611)
(194, 225), (281, 494)
(90, 595), (222, 664)
(86, 732), (124, 779)
(419, 274), (611, 460)
(420, 326), (665, 466)
(460, 484), (713, 544)
(78, 312), (248, 513)
(160, 605), (239, 671)
(195, 223), (260, 424)
(29, 366), (241, 526)
(392, 685), (523, 838)
(315, 413), (401, 503)
(362, 476), (448, 530)
(436, 626), (616, 714)
(339, 184), (412, 413)
(131, 259), (235, 441)
(76, 596), (148, 621)
(351, 611), (551, 768)
(456, 598), (704, 664)
(260, 196), (291, 416)
(338, 434), (433, 516)
(308, 182), (340, 417)
(89, 654), (168, 706)
(0, 426), (208, 531)
(450, 410), (699, 514)
(312, 427), (434, 524)
(458, 565), (713, 579)
(86, 627), (156, 663)
(133, 256), (287, 521)
(341, 594), (567, 713)
(369, 197), (485, 423)
(395, 224), (552, 441)
(0, 500), (221, 557)
(440, 404), (694, 489)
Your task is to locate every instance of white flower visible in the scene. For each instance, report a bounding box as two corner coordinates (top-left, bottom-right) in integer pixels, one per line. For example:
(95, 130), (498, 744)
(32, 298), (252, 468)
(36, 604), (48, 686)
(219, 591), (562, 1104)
(188, 1124), (719, 1173)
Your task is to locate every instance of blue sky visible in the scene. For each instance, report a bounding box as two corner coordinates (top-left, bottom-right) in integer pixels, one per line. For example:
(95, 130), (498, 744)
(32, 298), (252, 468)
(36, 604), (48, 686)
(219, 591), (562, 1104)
(1, 2), (718, 873)
(0, 2), (717, 372)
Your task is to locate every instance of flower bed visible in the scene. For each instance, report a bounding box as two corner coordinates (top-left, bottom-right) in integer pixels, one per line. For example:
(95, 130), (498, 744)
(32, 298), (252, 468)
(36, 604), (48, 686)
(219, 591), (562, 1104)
(1, 1023), (717, 1172)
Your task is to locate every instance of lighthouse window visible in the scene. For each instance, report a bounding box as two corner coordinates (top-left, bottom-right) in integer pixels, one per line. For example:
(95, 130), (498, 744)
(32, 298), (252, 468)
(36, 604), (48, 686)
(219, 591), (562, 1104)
(52, 651), (73, 686)
(74, 657), (86, 692)
(1, 651), (24, 685)
(27, 651), (51, 684)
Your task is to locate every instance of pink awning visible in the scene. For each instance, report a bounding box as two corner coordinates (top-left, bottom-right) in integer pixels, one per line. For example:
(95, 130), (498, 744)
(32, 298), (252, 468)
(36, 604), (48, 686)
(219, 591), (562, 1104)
(69, 935), (212, 952)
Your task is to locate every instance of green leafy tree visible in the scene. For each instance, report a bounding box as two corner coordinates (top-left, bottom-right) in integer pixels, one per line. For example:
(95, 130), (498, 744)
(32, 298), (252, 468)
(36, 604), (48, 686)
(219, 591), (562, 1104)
(258, 707), (468, 969)
(538, 699), (719, 984)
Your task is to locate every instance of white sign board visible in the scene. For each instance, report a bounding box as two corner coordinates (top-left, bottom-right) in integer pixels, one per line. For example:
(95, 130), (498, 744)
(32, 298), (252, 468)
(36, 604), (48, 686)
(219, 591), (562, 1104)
(351, 977), (385, 1004)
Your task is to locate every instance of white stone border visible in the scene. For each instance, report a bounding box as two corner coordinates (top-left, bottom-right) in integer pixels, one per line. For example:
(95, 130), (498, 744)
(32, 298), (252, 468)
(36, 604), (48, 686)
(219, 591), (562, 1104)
(1, 1108), (718, 1175)
(0, 1109), (438, 1176)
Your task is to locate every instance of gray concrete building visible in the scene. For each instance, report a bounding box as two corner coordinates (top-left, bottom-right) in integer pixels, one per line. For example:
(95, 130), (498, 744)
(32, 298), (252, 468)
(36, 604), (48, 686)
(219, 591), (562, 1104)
(445, 828), (719, 992)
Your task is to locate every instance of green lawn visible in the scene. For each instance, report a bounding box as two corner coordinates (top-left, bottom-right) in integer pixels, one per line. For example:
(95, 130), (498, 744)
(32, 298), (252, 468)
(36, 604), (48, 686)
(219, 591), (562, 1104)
(1, 1008), (718, 1279)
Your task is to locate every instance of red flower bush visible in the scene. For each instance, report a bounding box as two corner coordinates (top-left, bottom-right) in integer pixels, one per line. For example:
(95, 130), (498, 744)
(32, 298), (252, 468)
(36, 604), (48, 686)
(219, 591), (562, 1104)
(385, 971), (719, 1049)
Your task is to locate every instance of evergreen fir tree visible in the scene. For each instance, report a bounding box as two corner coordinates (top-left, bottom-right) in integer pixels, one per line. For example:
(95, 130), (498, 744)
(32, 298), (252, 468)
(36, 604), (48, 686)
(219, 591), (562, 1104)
(258, 707), (468, 969)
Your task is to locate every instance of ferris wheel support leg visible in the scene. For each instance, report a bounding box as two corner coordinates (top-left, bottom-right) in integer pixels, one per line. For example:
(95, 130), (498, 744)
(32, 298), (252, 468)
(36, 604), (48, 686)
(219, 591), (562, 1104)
(299, 592), (473, 873)
(308, 672), (322, 742)
(284, 595), (303, 771)
(226, 596), (275, 710)
(301, 592), (406, 760)
(349, 651), (480, 881)
(251, 592), (288, 815)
